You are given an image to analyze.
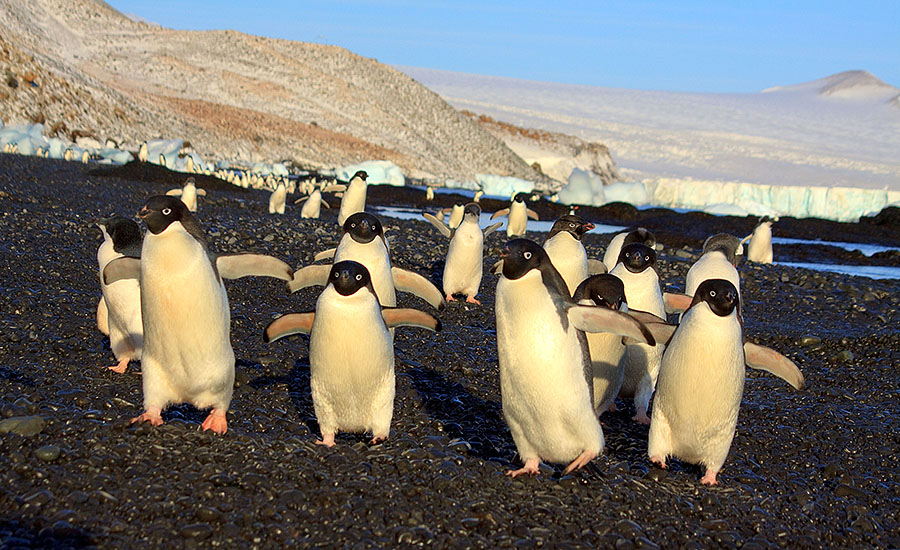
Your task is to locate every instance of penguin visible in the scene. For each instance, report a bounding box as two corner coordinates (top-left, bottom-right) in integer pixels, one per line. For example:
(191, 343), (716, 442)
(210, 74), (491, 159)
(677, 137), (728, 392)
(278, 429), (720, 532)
(269, 181), (286, 214)
(166, 176), (206, 213)
(495, 239), (655, 476)
(426, 186), (435, 201)
(491, 193), (539, 237)
(603, 228), (659, 272)
(102, 196), (292, 433)
(542, 214), (595, 296)
(423, 203), (502, 304)
(611, 243), (667, 424)
(685, 233), (743, 299)
(290, 212), (443, 311)
(97, 297), (109, 336)
(264, 261), (440, 446)
(440, 204), (465, 230)
(473, 190), (484, 203)
(295, 181), (344, 219)
(96, 216), (143, 373)
(573, 274), (630, 416)
(81, 150), (90, 164)
(646, 278), (804, 485)
(744, 216), (776, 264)
(337, 170), (369, 226)
(138, 142), (148, 162)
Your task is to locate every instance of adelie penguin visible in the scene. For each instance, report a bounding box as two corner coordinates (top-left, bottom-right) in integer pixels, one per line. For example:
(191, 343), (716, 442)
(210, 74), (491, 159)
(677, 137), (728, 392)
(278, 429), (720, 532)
(495, 239), (655, 476)
(268, 181), (287, 214)
(743, 216), (777, 264)
(102, 195), (293, 433)
(264, 261), (440, 446)
(542, 214), (606, 296)
(337, 170), (368, 226)
(166, 176), (206, 213)
(423, 203), (502, 304)
(295, 180), (344, 219)
(645, 278), (804, 485)
(665, 233), (746, 315)
(291, 212), (444, 312)
(491, 193), (539, 237)
(96, 216), (143, 374)
(603, 228), (660, 273)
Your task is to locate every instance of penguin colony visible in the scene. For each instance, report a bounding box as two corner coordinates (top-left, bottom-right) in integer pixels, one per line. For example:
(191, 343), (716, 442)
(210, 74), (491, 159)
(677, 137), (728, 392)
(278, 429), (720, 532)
(93, 178), (803, 485)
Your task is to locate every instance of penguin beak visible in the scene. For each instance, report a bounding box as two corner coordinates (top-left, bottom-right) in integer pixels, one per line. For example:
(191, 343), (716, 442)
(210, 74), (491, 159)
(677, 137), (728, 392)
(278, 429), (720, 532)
(499, 246), (510, 259)
(138, 207), (151, 219)
(582, 222), (595, 232)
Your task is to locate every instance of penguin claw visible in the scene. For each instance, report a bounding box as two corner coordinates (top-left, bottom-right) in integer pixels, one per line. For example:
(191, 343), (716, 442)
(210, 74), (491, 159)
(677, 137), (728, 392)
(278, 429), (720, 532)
(131, 411), (163, 427)
(506, 459), (541, 478)
(701, 471), (719, 486)
(465, 296), (481, 305)
(632, 412), (652, 425)
(315, 433), (336, 447)
(649, 455), (667, 469)
(445, 294), (456, 302)
(200, 410), (228, 434)
(106, 360), (129, 374)
(563, 450), (597, 474)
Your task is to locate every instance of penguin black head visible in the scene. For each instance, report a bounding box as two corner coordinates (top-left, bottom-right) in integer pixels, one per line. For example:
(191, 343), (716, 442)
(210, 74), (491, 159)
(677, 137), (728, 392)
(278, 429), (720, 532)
(343, 212), (383, 244)
(623, 227), (656, 248)
(329, 260), (372, 296)
(573, 274), (626, 310)
(184, 176), (196, 186)
(548, 214), (595, 241)
(513, 193), (527, 203)
(499, 239), (548, 280)
(352, 170), (368, 182)
(692, 278), (739, 317)
(99, 216), (142, 257)
(463, 202), (481, 218)
(702, 233), (743, 265)
(138, 195), (192, 235)
(618, 243), (656, 273)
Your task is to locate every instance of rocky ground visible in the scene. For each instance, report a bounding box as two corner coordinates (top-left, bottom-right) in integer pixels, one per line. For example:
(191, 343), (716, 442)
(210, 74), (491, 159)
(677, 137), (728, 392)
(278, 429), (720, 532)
(1, 153), (899, 549)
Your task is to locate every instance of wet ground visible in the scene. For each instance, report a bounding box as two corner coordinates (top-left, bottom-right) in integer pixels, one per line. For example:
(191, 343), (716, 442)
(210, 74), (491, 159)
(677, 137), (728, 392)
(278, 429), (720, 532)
(1, 154), (898, 549)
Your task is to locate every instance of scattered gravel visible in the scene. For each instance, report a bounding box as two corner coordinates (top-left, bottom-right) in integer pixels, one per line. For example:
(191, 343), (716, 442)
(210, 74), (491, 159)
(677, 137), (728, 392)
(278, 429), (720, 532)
(1, 154), (899, 549)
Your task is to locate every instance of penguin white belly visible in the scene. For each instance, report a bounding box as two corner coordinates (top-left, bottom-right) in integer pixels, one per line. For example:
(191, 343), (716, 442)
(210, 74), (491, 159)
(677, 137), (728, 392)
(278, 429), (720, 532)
(506, 202), (528, 237)
(301, 191), (322, 218)
(685, 253), (740, 297)
(648, 308), (744, 470)
(140, 228), (234, 411)
(337, 182), (366, 225)
(603, 233), (627, 272)
(543, 233), (588, 296)
(269, 186), (286, 214)
(747, 226), (773, 264)
(497, 272), (603, 464)
(309, 287), (395, 436)
(443, 222), (483, 296)
(98, 242), (143, 361)
(585, 331), (626, 413)
(335, 240), (396, 306)
(181, 186), (198, 212)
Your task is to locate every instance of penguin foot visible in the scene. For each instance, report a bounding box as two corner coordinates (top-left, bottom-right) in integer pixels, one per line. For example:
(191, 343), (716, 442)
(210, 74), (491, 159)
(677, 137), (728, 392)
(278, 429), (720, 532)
(701, 470), (719, 486)
(465, 296), (481, 305)
(316, 433), (336, 447)
(563, 450), (597, 474)
(445, 294), (456, 302)
(632, 412), (651, 425)
(370, 434), (387, 445)
(506, 458), (540, 478)
(131, 408), (163, 427)
(107, 358), (129, 374)
(200, 410), (228, 434)
(649, 455), (667, 469)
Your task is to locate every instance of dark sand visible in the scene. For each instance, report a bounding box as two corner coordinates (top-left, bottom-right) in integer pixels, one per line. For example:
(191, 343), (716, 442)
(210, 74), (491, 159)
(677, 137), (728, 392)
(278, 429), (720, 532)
(1, 154), (898, 549)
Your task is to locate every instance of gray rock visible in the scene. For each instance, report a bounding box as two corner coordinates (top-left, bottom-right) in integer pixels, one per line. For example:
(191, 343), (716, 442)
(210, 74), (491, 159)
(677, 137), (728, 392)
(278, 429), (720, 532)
(0, 415), (45, 436)
(34, 444), (61, 462)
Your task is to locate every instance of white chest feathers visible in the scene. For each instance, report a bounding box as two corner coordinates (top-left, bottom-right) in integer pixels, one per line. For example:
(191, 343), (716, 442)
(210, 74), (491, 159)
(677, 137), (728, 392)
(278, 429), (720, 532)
(543, 232), (588, 297)
(685, 252), (740, 298)
(443, 220), (484, 296)
(335, 237), (395, 306)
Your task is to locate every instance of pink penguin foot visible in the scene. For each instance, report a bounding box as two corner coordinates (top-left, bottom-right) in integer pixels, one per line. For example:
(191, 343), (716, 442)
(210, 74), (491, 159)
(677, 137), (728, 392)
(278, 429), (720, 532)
(649, 455), (667, 469)
(506, 458), (540, 478)
(632, 411), (652, 425)
(200, 410), (228, 434)
(465, 295), (481, 305)
(370, 434), (387, 445)
(131, 407), (163, 426)
(701, 470), (719, 486)
(563, 450), (597, 474)
(445, 294), (456, 302)
(316, 433), (336, 447)
(106, 357), (130, 374)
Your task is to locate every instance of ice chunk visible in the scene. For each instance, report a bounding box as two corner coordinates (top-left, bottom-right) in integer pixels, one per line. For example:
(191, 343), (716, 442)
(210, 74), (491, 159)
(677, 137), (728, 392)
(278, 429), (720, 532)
(556, 168), (604, 205)
(475, 173), (534, 197)
(337, 160), (405, 186)
(97, 148), (134, 164)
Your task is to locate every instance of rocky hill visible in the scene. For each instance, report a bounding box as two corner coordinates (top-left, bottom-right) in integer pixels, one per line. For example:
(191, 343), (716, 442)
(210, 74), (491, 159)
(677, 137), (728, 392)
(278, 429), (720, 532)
(0, 0), (540, 181)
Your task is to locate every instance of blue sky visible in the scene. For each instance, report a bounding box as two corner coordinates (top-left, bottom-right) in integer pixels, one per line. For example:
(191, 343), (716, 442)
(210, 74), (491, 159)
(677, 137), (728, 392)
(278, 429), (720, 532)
(106, 1), (899, 93)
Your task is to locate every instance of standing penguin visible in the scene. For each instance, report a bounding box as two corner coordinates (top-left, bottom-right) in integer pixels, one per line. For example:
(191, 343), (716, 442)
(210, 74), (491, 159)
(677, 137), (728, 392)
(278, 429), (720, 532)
(102, 196), (292, 433)
(337, 170), (369, 226)
(744, 216), (776, 264)
(611, 243), (667, 424)
(439, 204), (466, 230)
(96, 216), (143, 374)
(265, 261), (440, 446)
(166, 176), (206, 213)
(495, 239), (655, 476)
(423, 203), (502, 304)
(295, 180), (344, 219)
(542, 214), (596, 296)
(269, 181), (287, 214)
(685, 233), (743, 299)
(647, 278), (804, 485)
(491, 193), (539, 237)
(603, 228), (659, 272)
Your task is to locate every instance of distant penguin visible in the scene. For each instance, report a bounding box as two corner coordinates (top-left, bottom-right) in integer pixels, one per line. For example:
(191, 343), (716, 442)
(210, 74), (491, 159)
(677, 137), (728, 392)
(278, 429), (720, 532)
(423, 203), (502, 304)
(542, 214), (595, 296)
(611, 243), (666, 424)
(269, 181), (286, 214)
(685, 233), (743, 299)
(491, 193), (539, 237)
(298, 189), (326, 218)
(495, 239), (655, 476)
(97, 216), (143, 374)
(265, 261), (440, 446)
(603, 228), (658, 272)
(744, 217), (776, 264)
(138, 143), (148, 162)
(337, 170), (369, 225)
(102, 196), (292, 433)
(166, 176), (206, 213)
(426, 186), (435, 201)
(440, 204), (465, 229)
(473, 190), (484, 203)
(81, 150), (90, 164)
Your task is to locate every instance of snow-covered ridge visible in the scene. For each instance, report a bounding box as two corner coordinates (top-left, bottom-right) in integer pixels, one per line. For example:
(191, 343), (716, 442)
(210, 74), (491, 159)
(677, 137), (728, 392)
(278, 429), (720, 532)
(762, 70), (900, 102)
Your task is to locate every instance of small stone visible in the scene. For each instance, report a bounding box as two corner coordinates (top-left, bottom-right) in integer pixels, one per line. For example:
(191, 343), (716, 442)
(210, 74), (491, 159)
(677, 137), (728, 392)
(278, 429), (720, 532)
(0, 415), (45, 436)
(34, 444), (62, 462)
(181, 523), (213, 540)
(798, 335), (822, 347)
(834, 484), (867, 499)
(263, 234), (276, 242)
(833, 350), (854, 362)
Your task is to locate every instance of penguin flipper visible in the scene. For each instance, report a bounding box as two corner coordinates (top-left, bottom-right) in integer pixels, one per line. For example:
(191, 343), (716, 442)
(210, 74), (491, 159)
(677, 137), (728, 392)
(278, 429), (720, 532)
(626, 309), (667, 325)
(165, 189), (183, 197)
(103, 257), (141, 284)
(743, 342), (805, 390)
(196, 189), (207, 196)
(322, 184), (346, 193)
(482, 221), (504, 237)
(422, 213), (452, 238)
(526, 208), (539, 221)
(264, 313), (315, 343)
(490, 260), (503, 275)
(490, 208), (509, 220)
(288, 265), (331, 293)
(97, 297), (110, 336)
(663, 292), (693, 313)
(636, 321), (677, 346)
(391, 267), (444, 310)
(293, 196), (309, 205)
(587, 259), (608, 275)
(382, 308), (441, 332)
(216, 254), (292, 281)
(314, 248), (337, 262)
(321, 199), (331, 209)
(568, 305), (655, 346)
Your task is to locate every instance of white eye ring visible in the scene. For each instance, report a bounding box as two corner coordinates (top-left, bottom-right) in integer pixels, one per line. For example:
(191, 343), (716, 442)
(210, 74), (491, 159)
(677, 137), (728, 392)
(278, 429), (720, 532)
(710, 290), (717, 297)
(355, 274), (362, 281)
(523, 251), (532, 260)
(162, 208), (172, 216)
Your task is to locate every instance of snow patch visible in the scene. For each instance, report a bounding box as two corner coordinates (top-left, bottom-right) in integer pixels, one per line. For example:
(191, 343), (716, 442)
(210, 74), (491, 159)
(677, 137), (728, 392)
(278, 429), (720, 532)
(335, 161), (405, 186)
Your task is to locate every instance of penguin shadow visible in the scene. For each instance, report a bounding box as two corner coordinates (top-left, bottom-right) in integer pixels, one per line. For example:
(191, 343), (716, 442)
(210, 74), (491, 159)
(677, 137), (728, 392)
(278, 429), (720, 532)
(405, 365), (510, 462)
(248, 358), (320, 437)
(0, 365), (36, 387)
(0, 517), (95, 549)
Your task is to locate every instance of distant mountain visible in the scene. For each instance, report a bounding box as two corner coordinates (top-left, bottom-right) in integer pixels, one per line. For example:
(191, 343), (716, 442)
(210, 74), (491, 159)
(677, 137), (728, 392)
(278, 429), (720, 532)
(0, 0), (537, 181)
(761, 70), (899, 103)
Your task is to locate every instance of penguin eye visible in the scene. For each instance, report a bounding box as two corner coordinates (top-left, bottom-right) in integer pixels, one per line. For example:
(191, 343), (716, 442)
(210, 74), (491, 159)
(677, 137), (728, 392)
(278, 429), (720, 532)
(710, 290), (717, 297)
(644, 255), (650, 261)
(569, 223), (575, 227)
(333, 272), (340, 278)
(162, 208), (172, 216)
(355, 274), (362, 281)
(523, 251), (532, 260)
(350, 223), (356, 228)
